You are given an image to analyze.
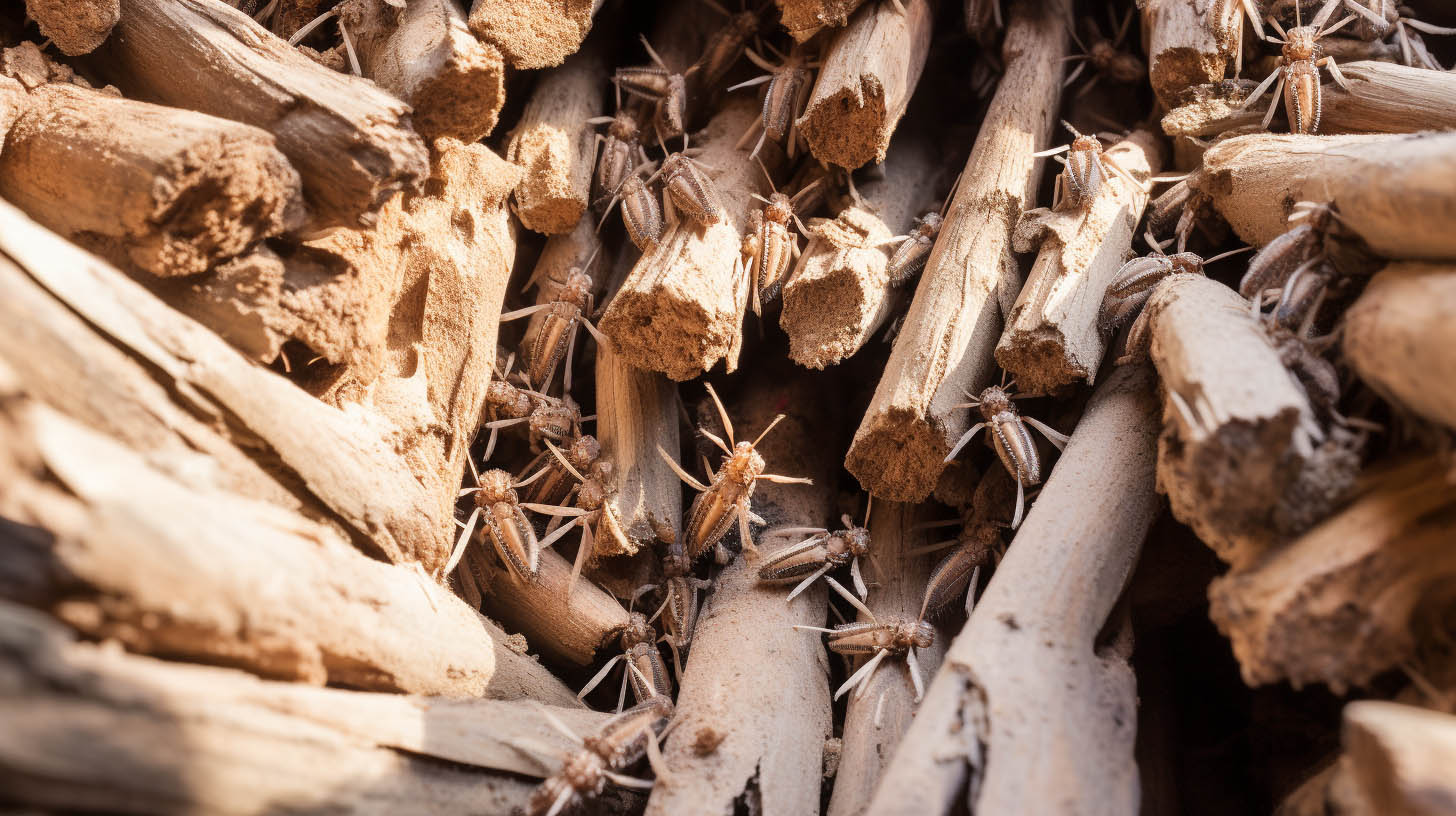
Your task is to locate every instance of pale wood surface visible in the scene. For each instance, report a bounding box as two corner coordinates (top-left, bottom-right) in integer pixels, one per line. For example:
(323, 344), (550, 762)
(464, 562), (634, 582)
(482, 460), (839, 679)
(1343, 262), (1456, 433)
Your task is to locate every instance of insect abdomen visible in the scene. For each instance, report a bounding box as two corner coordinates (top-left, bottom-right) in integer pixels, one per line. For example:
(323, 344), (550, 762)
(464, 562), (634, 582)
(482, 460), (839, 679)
(991, 411), (1042, 487)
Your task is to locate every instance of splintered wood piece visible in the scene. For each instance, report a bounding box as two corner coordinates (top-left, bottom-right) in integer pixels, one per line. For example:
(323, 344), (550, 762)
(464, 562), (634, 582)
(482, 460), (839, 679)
(1343, 262), (1456, 433)
(1145, 274), (1354, 570)
(342, 0), (506, 143)
(867, 363), (1160, 816)
(596, 345), (682, 552)
(796, 0), (933, 169)
(0, 602), (605, 814)
(473, 546), (632, 666)
(599, 100), (778, 381)
(1208, 456), (1456, 692)
(997, 128), (1164, 394)
(1189, 132), (1456, 259)
(1141, 0), (1229, 107)
(645, 370), (839, 816)
(0, 84), (304, 278)
(826, 502), (946, 816)
(467, 0), (600, 69)
(781, 126), (943, 368)
(774, 0), (872, 42)
(0, 397), (578, 705)
(24, 0), (118, 55)
(507, 30), (607, 234)
(843, 0), (1069, 502)
(91, 0), (429, 228)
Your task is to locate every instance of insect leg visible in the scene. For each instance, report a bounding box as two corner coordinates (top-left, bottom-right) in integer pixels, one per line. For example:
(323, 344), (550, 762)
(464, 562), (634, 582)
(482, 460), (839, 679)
(657, 445), (712, 491)
(944, 422), (988, 463)
(604, 772), (657, 790)
(1022, 416), (1071, 450)
(1237, 66), (1283, 111)
(1318, 56), (1350, 91)
(825, 575), (877, 621)
(850, 557), (869, 601)
(906, 647), (926, 702)
(835, 648), (889, 700)
(784, 564), (833, 603)
(444, 506), (483, 576)
(500, 303), (550, 322)
(1260, 74), (1286, 130)
(738, 503), (758, 556)
(964, 564), (982, 616)
(565, 522), (595, 601)
(1011, 479), (1026, 530)
(578, 654), (624, 699)
(543, 785), (575, 816)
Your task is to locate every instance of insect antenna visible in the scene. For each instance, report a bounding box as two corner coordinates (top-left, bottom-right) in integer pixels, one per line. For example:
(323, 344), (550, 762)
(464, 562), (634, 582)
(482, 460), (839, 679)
(703, 382), (736, 445)
(825, 575), (876, 621)
(750, 413), (787, 447)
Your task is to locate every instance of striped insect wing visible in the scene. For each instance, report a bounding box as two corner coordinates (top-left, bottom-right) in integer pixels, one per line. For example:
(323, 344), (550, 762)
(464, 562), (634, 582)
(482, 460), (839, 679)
(1284, 61), (1322, 134)
(920, 536), (989, 619)
(757, 534), (831, 582)
(594, 137), (634, 210)
(1240, 224), (1315, 298)
(684, 482), (739, 561)
(627, 643), (672, 702)
(762, 67), (809, 141)
(990, 409), (1042, 487)
(665, 158), (723, 225)
(666, 575), (700, 646)
(1101, 255), (1174, 331)
(757, 219), (793, 303)
(593, 697), (673, 769)
(886, 234), (932, 286)
(826, 622), (896, 655)
(621, 178), (664, 249)
(527, 301), (578, 388)
(487, 501), (540, 581)
(615, 65), (673, 100)
(1065, 148), (1104, 209)
(655, 75), (688, 139)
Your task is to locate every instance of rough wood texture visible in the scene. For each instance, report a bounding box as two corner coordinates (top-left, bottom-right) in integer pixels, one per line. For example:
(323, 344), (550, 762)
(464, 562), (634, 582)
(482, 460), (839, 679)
(1343, 262), (1456, 434)
(24, 0), (119, 55)
(998, 128), (1164, 394)
(1189, 132), (1456, 259)
(646, 370), (838, 816)
(797, 0), (933, 169)
(843, 0), (1067, 502)
(781, 127), (942, 368)
(599, 101), (775, 381)
(342, 0), (505, 143)
(867, 363), (1160, 816)
(1208, 456), (1456, 693)
(472, 547), (631, 667)
(1337, 702), (1456, 816)
(826, 501), (946, 816)
(507, 33), (606, 234)
(1145, 274), (1355, 569)
(774, 0), (872, 42)
(596, 345), (683, 551)
(0, 84), (303, 278)
(92, 0), (429, 228)
(467, 0), (599, 69)
(1141, 0), (1227, 108)
(0, 602), (604, 815)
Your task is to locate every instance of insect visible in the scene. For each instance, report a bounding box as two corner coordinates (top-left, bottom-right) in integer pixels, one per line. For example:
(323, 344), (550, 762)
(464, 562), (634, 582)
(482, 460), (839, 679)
(1146, 179), (1224, 254)
(481, 355), (590, 460)
(746, 162), (820, 315)
(911, 469), (1016, 619)
(1263, 314), (1343, 420)
(446, 464), (587, 583)
(729, 44), (817, 160)
(943, 376), (1071, 529)
(1294, 0), (1456, 69)
(645, 148), (725, 228)
(1212, 0), (1270, 75)
(758, 497), (876, 602)
(586, 110), (649, 214)
(879, 210), (944, 286)
(499, 253), (609, 394)
(1064, 8), (1146, 95)
(1032, 121), (1142, 212)
(1100, 230), (1252, 333)
(658, 383), (812, 563)
(535, 440), (634, 599)
(1236, 3), (1356, 134)
(578, 611), (674, 712)
(651, 541), (712, 660)
(685, 0), (761, 96)
(1238, 200), (1341, 302)
(597, 165), (667, 251)
(526, 695), (674, 816)
(521, 434), (602, 508)
(614, 37), (689, 144)
(795, 577), (935, 702)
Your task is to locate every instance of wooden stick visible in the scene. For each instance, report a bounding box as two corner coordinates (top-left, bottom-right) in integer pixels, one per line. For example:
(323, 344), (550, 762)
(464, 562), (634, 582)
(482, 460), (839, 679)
(473, 546), (632, 666)
(0, 396), (579, 705)
(0, 84), (304, 278)
(1188, 131), (1456, 258)
(598, 100), (777, 381)
(467, 0), (601, 70)
(0, 602), (604, 814)
(796, 0), (934, 170)
(596, 345), (682, 552)
(644, 369), (839, 816)
(506, 31), (607, 234)
(1141, 0), (1229, 108)
(341, 0), (506, 144)
(1208, 456), (1456, 693)
(867, 363), (1161, 816)
(1343, 262), (1456, 434)
(1145, 274), (1355, 570)
(826, 501), (946, 816)
(774, 0), (872, 42)
(1335, 702), (1456, 815)
(91, 0), (429, 228)
(843, 0), (1068, 502)
(997, 128), (1164, 394)
(23, 0), (119, 55)
(781, 127), (942, 368)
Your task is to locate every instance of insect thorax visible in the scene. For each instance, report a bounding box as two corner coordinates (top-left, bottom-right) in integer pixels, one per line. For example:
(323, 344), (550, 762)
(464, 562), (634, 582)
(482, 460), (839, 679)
(721, 444), (766, 486)
(977, 385), (1014, 420)
(475, 470), (518, 507)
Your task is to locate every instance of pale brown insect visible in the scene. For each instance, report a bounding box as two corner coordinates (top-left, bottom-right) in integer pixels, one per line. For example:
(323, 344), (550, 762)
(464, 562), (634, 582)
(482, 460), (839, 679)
(1032, 121), (1142, 212)
(1238, 200), (1340, 302)
(651, 541), (712, 656)
(521, 433), (602, 508)
(729, 44), (817, 160)
(910, 469), (1016, 620)
(1237, 4), (1355, 134)
(758, 497), (876, 602)
(1064, 8), (1146, 95)
(481, 355), (590, 461)
(614, 37), (688, 144)
(535, 440), (634, 600)
(578, 611), (674, 712)
(1212, 0), (1269, 75)
(526, 695), (674, 816)
(598, 162), (665, 250)
(658, 383), (812, 563)
(944, 379), (1071, 529)
(586, 111), (648, 213)
(746, 162), (820, 315)
(879, 210), (944, 286)
(685, 1), (761, 96)
(646, 149), (725, 228)
(1101, 230), (1252, 333)
(1302, 0), (1456, 68)
(446, 464), (587, 583)
(795, 577), (935, 701)
(1146, 179), (1225, 254)
(500, 253), (609, 394)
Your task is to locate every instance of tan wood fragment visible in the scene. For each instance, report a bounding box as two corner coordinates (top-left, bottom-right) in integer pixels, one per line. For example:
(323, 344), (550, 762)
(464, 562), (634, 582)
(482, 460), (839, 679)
(843, 0), (1068, 502)
(1338, 702), (1456, 816)
(599, 100), (777, 381)
(1343, 262), (1456, 433)
(0, 84), (304, 278)
(1188, 132), (1456, 258)
(92, 0), (428, 228)
(826, 501), (946, 816)
(997, 128), (1164, 393)
(596, 346), (682, 552)
(507, 32), (607, 234)
(474, 547), (631, 667)
(797, 0), (933, 169)
(467, 0), (600, 69)
(1208, 456), (1456, 692)
(1141, 0), (1229, 108)
(867, 363), (1161, 816)
(24, 0), (119, 55)
(0, 602), (603, 814)
(774, 0), (872, 42)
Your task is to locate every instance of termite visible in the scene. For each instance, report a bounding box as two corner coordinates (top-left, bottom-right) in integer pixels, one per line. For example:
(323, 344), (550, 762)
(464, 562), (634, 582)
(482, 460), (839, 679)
(1100, 230), (1252, 333)
(482, 388), (591, 462)
(526, 695), (674, 816)
(1146, 179), (1225, 254)
(586, 110), (649, 214)
(1236, 3), (1356, 134)
(728, 44), (817, 160)
(657, 383), (812, 563)
(1238, 200), (1340, 301)
(652, 541), (712, 657)
(746, 161), (820, 315)
(943, 375), (1071, 529)
(911, 469), (1016, 619)
(879, 210), (944, 287)
(1032, 121), (1142, 212)
(578, 611), (673, 712)
(646, 146), (725, 228)
(536, 440), (634, 600)
(1300, 0), (1456, 69)
(614, 36), (688, 144)
(686, 0), (761, 95)
(1064, 8), (1146, 96)
(758, 497), (876, 602)
(521, 434), (601, 508)
(795, 577), (935, 702)
(500, 251), (609, 394)
(446, 463), (587, 583)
